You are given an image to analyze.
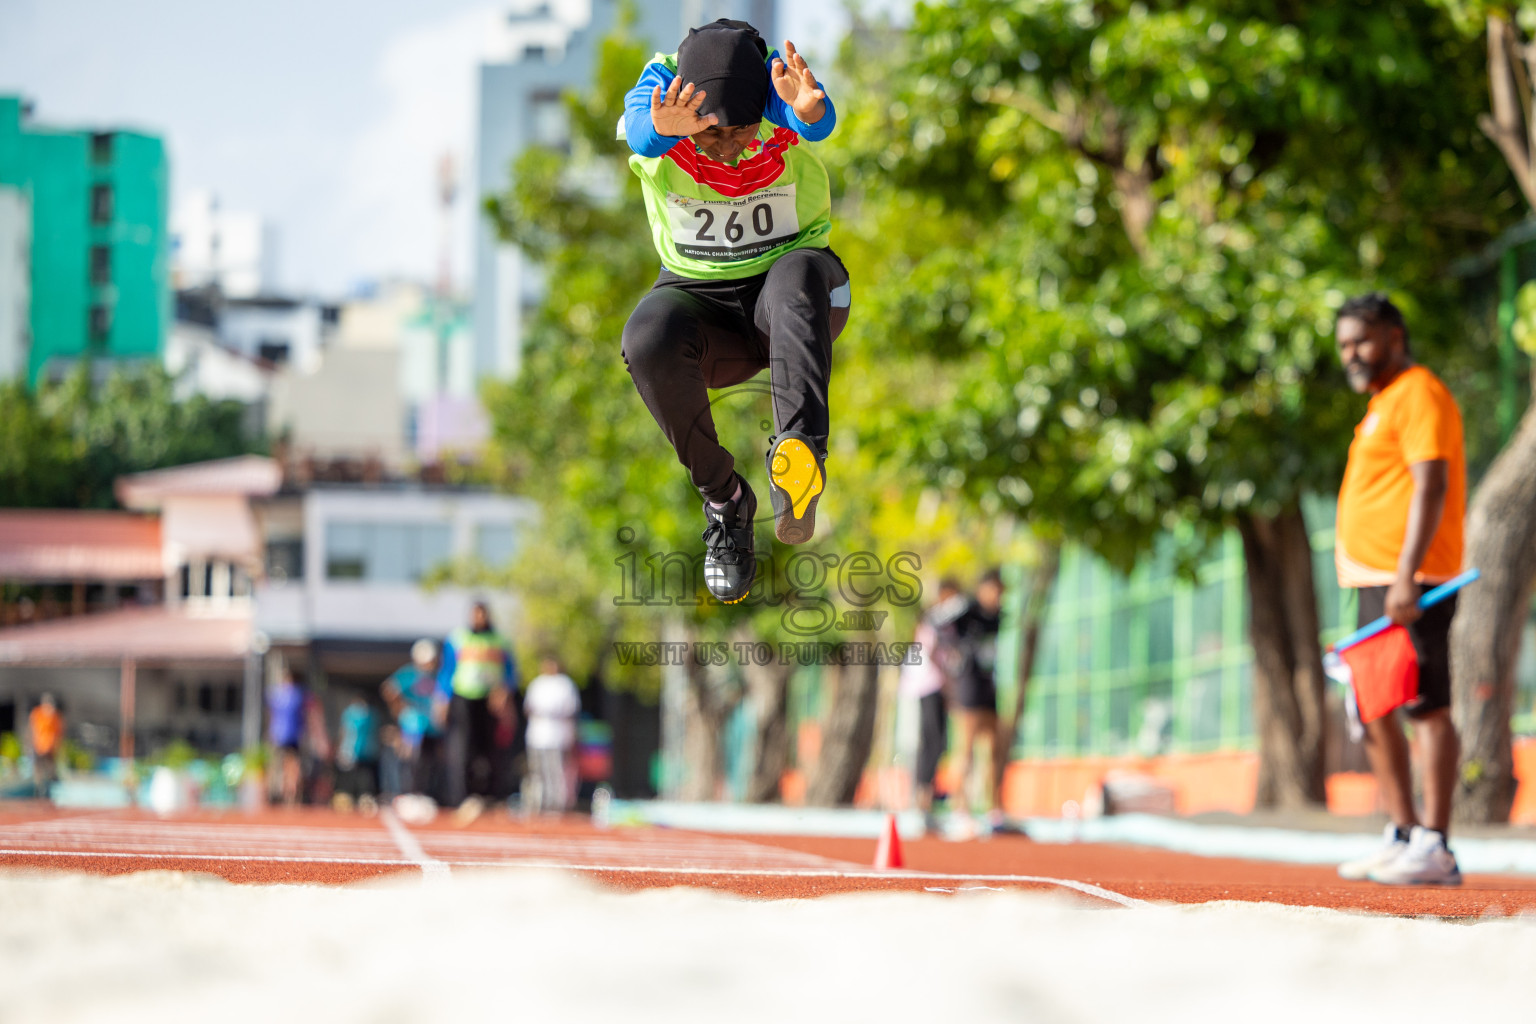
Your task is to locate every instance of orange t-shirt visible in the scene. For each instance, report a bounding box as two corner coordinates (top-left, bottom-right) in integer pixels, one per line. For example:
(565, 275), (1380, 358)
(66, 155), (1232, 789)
(30, 705), (63, 757)
(1336, 364), (1466, 588)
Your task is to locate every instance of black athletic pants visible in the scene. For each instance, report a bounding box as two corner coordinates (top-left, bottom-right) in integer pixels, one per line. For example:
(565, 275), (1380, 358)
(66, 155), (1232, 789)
(915, 691), (948, 790)
(621, 247), (851, 504)
(445, 695), (497, 806)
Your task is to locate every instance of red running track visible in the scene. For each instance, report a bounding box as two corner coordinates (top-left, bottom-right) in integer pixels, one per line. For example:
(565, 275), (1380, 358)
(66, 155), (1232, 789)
(2, 804), (1534, 917)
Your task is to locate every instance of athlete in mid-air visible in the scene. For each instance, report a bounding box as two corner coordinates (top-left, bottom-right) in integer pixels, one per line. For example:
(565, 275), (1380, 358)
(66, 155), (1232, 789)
(620, 19), (849, 603)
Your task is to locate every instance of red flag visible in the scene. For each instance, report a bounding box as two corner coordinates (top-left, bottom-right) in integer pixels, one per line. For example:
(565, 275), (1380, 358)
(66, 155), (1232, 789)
(1339, 625), (1419, 724)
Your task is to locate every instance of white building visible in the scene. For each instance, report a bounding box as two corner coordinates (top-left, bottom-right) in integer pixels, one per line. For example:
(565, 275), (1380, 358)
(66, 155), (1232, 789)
(218, 295), (334, 372)
(171, 190), (279, 299)
(163, 320), (275, 417)
(253, 485), (535, 693)
(473, 0), (777, 380)
(0, 184), (29, 382)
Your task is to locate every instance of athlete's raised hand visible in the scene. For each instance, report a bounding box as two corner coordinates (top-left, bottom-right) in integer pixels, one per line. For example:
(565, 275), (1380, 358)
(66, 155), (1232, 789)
(651, 76), (718, 137)
(771, 40), (826, 123)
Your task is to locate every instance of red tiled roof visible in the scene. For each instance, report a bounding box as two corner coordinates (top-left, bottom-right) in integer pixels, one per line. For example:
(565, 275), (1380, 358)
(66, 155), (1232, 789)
(0, 606), (251, 665)
(0, 510), (163, 581)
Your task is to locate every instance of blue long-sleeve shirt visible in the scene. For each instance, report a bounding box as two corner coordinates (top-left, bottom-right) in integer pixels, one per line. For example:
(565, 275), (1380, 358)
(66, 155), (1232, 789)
(622, 49), (837, 159)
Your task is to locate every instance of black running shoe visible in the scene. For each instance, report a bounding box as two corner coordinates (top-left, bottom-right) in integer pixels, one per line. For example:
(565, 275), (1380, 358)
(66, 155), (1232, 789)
(701, 476), (757, 604)
(765, 430), (825, 545)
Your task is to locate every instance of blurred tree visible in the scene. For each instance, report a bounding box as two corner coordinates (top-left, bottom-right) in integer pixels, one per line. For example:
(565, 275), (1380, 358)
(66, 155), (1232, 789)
(1427, 0), (1536, 823)
(855, 0), (1517, 807)
(0, 365), (261, 510)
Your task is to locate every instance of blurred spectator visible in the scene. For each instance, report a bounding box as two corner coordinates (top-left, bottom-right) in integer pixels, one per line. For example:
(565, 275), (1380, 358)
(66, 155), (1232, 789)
(383, 639), (445, 801)
(438, 601), (519, 822)
(940, 569), (1006, 839)
(900, 579), (963, 833)
(303, 689), (334, 806)
(28, 693), (64, 800)
(523, 656), (581, 815)
(267, 673), (305, 807)
(334, 694), (382, 812)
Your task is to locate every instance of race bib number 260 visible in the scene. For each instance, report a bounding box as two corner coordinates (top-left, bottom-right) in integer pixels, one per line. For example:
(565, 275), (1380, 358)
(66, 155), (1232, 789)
(666, 186), (799, 263)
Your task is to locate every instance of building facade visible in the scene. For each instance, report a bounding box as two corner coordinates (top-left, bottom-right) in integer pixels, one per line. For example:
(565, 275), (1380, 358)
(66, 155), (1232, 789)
(0, 96), (170, 386)
(171, 189), (278, 299)
(0, 184), (28, 382)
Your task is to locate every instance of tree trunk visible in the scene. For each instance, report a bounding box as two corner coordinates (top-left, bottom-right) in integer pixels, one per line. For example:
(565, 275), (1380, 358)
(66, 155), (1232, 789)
(1453, 404), (1536, 823)
(743, 645), (793, 803)
(1005, 544), (1062, 745)
(806, 636), (881, 806)
(677, 628), (735, 802)
(1237, 502), (1328, 809)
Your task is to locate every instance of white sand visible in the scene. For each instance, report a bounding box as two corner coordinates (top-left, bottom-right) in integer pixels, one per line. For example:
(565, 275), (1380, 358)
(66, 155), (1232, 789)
(0, 870), (1531, 1022)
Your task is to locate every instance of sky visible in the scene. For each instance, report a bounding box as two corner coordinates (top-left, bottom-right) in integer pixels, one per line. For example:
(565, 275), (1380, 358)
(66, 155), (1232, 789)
(0, 0), (903, 298)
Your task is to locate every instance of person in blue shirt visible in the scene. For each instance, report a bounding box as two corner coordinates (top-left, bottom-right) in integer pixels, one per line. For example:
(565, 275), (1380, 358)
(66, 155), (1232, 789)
(382, 639), (446, 801)
(266, 673), (306, 807)
(335, 694), (382, 811)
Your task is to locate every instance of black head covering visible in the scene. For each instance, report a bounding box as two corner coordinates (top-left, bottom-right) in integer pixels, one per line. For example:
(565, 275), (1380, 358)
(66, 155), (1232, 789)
(676, 19), (769, 129)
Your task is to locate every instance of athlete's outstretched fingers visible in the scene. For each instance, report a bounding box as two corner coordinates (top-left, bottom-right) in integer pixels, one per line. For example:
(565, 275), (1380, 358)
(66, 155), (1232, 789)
(687, 87), (708, 112)
(664, 76), (682, 104)
(679, 82), (698, 108)
(651, 84), (664, 110)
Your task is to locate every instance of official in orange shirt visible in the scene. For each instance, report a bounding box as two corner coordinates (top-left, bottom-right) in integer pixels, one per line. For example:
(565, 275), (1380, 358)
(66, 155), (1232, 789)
(1333, 293), (1465, 886)
(29, 693), (64, 801)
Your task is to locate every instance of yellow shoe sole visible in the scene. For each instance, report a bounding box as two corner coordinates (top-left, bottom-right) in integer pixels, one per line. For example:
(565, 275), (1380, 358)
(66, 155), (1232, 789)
(768, 436), (823, 545)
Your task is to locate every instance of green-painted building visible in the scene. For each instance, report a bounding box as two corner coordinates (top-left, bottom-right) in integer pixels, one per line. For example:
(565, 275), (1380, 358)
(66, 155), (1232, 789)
(0, 96), (169, 385)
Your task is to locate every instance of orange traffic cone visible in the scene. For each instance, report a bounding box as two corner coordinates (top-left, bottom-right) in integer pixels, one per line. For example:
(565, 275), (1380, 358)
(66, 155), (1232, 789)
(873, 812), (904, 870)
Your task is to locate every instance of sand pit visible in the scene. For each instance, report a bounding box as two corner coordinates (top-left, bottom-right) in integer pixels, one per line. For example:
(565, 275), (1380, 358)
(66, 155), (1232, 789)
(1, 869), (1533, 1022)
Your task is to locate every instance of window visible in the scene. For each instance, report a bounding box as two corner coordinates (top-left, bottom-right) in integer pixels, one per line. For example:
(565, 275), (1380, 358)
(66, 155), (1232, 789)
(197, 683), (213, 713)
(325, 521), (453, 582)
(90, 245), (110, 285)
(530, 90), (568, 149)
(257, 341), (290, 364)
(224, 684), (241, 715)
(88, 304), (112, 341)
(265, 539), (304, 582)
(90, 132), (114, 164)
(523, 44), (546, 61)
(90, 184), (113, 225)
(475, 523), (517, 567)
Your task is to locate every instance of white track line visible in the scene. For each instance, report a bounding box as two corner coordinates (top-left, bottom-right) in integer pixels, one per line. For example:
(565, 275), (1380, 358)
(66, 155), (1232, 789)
(378, 809), (450, 882)
(0, 848), (1144, 906)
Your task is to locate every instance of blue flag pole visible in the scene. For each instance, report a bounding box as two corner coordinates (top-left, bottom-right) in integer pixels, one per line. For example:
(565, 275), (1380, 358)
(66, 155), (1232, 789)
(1329, 568), (1481, 654)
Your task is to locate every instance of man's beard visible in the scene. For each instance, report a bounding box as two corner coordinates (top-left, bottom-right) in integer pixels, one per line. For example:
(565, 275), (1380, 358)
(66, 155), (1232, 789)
(1344, 361), (1374, 390)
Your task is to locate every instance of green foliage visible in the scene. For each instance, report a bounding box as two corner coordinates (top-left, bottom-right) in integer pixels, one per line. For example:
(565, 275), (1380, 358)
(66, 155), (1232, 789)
(148, 739), (198, 771)
(846, 0), (1518, 572)
(60, 739), (93, 773)
(0, 364), (263, 509)
(1514, 280), (1536, 357)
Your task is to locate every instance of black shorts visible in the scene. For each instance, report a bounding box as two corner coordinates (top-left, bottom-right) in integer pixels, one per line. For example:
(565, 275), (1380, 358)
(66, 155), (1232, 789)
(1356, 585), (1457, 718)
(953, 675), (998, 713)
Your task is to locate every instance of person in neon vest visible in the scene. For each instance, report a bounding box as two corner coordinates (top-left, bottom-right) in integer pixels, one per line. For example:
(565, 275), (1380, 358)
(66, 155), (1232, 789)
(436, 600), (519, 817)
(618, 20), (849, 604)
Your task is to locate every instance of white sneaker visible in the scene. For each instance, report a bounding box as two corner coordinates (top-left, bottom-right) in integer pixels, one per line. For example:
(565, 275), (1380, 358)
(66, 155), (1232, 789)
(1337, 824), (1409, 881)
(1368, 826), (1463, 886)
